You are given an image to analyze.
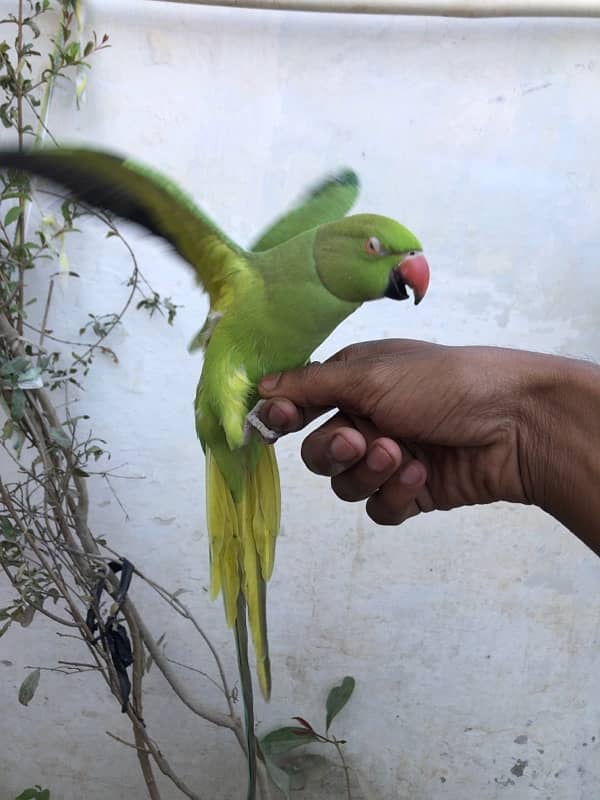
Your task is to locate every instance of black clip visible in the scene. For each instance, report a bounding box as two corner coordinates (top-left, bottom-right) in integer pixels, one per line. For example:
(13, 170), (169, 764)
(86, 559), (135, 712)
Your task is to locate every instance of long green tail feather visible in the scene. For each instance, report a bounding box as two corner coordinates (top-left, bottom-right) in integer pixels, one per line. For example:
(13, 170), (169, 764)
(235, 593), (257, 800)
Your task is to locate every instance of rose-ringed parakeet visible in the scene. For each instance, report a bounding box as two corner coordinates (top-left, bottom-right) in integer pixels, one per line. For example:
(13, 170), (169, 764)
(0, 147), (430, 797)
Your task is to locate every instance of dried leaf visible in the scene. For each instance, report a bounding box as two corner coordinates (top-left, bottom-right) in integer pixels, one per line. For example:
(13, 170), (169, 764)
(15, 604), (36, 628)
(292, 716), (316, 733)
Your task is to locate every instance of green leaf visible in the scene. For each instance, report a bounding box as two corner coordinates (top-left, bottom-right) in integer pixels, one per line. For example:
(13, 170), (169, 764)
(2, 418), (14, 442)
(18, 668), (40, 706)
(0, 516), (17, 539)
(4, 205), (22, 226)
(25, 17), (41, 38)
(0, 105), (13, 129)
(64, 41), (80, 63)
(260, 726), (319, 758)
(15, 789), (50, 800)
(88, 445), (105, 461)
(10, 389), (25, 421)
(325, 676), (355, 732)
(1, 356), (29, 378)
(17, 366), (41, 382)
(48, 426), (70, 448)
(263, 754), (291, 798)
(0, 619), (11, 638)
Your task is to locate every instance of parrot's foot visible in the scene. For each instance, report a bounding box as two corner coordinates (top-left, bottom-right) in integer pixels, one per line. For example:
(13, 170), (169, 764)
(244, 400), (279, 445)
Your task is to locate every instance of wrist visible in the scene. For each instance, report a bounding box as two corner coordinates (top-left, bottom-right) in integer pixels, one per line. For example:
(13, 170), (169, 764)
(520, 351), (600, 554)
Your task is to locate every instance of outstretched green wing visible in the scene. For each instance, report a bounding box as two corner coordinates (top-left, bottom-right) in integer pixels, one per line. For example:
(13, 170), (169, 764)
(251, 168), (359, 252)
(0, 147), (250, 310)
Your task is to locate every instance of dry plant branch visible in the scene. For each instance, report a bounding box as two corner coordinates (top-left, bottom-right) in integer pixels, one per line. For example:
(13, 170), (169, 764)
(0, 3), (272, 798)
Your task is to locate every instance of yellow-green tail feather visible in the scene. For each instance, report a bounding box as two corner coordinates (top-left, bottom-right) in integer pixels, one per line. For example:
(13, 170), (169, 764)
(206, 442), (280, 699)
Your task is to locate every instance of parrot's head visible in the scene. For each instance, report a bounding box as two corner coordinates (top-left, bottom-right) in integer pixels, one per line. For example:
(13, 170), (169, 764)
(314, 214), (429, 305)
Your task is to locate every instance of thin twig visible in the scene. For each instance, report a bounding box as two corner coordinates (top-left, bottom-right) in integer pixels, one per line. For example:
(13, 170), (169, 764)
(103, 473), (130, 520)
(333, 739), (353, 800)
(123, 714), (205, 800)
(112, 555), (236, 714)
(123, 603), (162, 800)
(166, 656), (225, 696)
(37, 277), (54, 357)
(23, 664), (91, 675)
(15, 0), (25, 335)
(125, 601), (240, 735)
(106, 731), (153, 754)
(57, 660), (102, 670)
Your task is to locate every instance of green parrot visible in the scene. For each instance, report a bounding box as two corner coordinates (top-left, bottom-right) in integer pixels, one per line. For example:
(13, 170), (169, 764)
(0, 147), (430, 796)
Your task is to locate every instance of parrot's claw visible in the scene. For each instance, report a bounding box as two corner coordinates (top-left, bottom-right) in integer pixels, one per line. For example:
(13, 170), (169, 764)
(244, 400), (279, 445)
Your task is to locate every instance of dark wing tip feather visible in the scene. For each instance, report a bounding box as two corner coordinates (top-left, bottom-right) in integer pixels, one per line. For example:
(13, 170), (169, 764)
(307, 167), (359, 199)
(0, 148), (125, 170)
(0, 148), (157, 235)
(334, 168), (360, 188)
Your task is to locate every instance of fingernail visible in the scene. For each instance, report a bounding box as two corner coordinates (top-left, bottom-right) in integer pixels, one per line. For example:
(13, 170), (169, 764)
(399, 462), (423, 486)
(329, 434), (357, 464)
(265, 402), (289, 430)
(366, 444), (392, 472)
(260, 372), (281, 392)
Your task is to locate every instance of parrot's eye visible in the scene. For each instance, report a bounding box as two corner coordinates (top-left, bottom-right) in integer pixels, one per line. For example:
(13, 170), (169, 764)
(365, 236), (382, 256)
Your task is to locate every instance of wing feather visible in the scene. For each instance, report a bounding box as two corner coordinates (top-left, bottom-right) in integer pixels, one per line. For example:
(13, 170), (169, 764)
(251, 168), (359, 252)
(0, 147), (249, 309)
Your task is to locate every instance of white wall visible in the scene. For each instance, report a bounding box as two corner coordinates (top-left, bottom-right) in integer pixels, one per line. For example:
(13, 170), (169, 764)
(1, 2), (600, 798)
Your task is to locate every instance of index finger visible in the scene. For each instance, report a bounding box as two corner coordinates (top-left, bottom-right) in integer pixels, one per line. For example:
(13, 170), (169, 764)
(257, 339), (410, 433)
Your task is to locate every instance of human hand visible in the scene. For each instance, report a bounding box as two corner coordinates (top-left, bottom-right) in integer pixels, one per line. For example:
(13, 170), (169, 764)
(258, 339), (539, 525)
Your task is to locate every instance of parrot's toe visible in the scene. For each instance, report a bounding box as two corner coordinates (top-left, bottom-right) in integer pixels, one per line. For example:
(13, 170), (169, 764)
(244, 400), (279, 445)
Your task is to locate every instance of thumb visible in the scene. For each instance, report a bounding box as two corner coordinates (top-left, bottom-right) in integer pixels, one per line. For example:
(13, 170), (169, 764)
(259, 360), (376, 416)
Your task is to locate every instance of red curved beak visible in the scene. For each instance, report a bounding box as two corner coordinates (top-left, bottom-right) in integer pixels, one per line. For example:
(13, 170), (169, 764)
(399, 253), (430, 305)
